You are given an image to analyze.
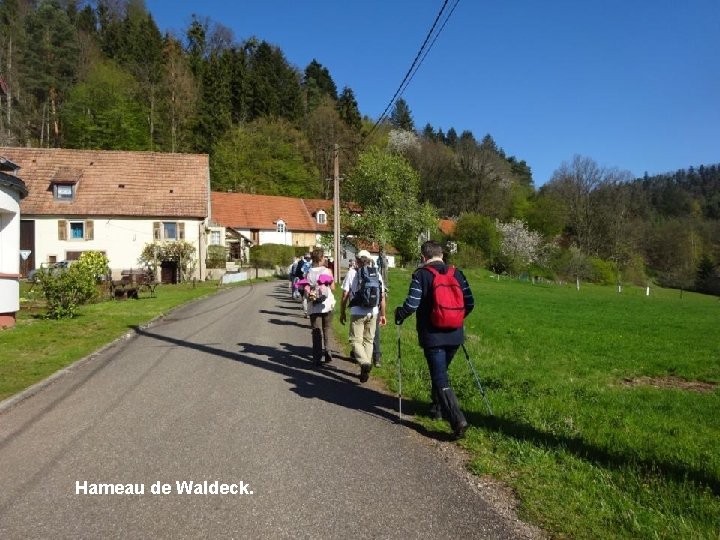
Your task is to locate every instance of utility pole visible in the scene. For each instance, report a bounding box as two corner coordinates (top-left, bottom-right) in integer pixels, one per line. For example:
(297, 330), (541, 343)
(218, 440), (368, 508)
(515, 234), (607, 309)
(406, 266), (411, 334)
(333, 143), (341, 280)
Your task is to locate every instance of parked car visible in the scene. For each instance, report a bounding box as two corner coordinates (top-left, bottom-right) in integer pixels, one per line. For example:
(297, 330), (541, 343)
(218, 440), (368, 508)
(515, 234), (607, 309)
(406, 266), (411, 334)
(27, 261), (73, 282)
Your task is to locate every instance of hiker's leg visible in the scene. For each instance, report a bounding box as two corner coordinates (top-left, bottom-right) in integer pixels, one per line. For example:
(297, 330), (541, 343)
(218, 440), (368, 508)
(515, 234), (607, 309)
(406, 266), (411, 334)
(321, 311), (333, 350)
(372, 314), (382, 366)
(423, 347), (450, 389)
(444, 345), (459, 372)
(363, 314), (378, 364)
(349, 315), (370, 366)
(425, 347), (467, 437)
(309, 314), (323, 363)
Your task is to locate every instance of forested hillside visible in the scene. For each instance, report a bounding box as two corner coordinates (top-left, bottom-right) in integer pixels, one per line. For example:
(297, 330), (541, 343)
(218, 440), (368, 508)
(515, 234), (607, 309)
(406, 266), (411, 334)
(1, 0), (717, 293)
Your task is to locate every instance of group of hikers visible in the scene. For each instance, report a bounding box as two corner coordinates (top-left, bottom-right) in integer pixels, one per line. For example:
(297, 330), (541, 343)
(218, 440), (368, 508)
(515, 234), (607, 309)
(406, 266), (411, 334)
(288, 240), (474, 439)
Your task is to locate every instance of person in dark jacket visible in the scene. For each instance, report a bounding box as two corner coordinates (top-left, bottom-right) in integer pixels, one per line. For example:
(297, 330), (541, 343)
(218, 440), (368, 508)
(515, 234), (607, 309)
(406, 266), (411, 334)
(394, 240), (474, 438)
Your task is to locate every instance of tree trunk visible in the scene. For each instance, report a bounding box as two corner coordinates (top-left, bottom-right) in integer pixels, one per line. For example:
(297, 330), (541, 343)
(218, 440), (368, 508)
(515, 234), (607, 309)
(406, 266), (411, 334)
(6, 36), (12, 127)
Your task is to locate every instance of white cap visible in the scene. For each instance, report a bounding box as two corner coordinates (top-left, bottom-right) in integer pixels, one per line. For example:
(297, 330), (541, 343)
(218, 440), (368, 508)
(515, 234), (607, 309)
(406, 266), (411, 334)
(356, 250), (372, 259)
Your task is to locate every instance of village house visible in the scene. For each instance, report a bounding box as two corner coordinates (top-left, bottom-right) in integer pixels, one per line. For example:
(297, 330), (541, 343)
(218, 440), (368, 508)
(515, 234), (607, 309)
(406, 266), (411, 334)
(209, 191), (334, 260)
(210, 191), (397, 272)
(0, 147), (210, 283)
(0, 157), (29, 328)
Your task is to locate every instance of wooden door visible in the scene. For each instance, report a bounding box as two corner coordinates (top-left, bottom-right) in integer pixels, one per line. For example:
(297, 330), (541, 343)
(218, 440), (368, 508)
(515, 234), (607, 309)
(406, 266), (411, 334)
(20, 220), (35, 277)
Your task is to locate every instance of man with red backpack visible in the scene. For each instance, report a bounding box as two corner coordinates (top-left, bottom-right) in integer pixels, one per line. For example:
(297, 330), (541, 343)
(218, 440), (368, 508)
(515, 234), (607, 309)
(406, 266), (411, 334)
(394, 240), (475, 438)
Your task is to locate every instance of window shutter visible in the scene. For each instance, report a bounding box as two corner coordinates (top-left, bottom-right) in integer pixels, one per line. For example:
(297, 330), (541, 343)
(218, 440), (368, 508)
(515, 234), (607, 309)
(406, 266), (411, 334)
(58, 220), (67, 240)
(85, 220), (94, 240)
(178, 222), (185, 240)
(153, 222), (161, 241)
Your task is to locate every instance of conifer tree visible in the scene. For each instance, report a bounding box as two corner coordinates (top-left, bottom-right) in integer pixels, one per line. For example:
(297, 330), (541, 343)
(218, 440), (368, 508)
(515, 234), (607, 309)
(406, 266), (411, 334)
(389, 97), (414, 131)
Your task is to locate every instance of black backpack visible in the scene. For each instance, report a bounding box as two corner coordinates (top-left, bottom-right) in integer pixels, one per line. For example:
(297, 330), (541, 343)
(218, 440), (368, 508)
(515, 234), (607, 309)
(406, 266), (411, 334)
(352, 265), (381, 308)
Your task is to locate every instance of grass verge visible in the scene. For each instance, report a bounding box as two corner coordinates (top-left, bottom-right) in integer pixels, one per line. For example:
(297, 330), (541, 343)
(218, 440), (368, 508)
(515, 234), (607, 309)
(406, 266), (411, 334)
(0, 279), (270, 401)
(364, 268), (720, 539)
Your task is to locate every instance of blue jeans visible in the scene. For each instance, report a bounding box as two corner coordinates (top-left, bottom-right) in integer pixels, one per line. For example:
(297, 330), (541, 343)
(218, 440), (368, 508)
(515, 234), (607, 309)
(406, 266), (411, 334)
(423, 346), (459, 391)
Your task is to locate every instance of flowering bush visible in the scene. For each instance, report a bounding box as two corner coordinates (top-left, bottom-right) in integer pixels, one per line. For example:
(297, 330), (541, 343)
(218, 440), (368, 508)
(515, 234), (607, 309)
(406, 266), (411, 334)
(496, 219), (543, 274)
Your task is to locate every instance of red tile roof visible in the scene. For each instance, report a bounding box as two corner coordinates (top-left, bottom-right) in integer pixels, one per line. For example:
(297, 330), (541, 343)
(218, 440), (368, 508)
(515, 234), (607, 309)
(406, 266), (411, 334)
(1, 147), (209, 218)
(211, 192), (333, 232)
(439, 219), (456, 236)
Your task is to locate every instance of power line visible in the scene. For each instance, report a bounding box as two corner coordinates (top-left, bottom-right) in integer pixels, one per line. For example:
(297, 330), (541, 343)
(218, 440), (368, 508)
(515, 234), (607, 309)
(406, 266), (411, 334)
(365, 0), (460, 141)
(400, 0), (461, 100)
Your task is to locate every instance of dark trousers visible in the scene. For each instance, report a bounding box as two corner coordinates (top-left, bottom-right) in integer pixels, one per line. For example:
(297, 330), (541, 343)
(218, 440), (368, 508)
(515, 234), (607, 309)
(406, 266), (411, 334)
(310, 312), (333, 361)
(423, 345), (460, 393)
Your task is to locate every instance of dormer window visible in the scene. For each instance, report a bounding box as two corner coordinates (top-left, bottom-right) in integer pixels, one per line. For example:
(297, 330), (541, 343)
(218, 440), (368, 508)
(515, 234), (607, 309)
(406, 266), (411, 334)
(276, 220), (286, 233)
(316, 210), (327, 225)
(51, 167), (82, 200)
(54, 184), (74, 200)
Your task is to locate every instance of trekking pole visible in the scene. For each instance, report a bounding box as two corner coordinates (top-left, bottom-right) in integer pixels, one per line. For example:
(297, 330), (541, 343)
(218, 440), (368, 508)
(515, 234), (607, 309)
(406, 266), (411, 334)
(461, 344), (493, 416)
(395, 323), (403, 423)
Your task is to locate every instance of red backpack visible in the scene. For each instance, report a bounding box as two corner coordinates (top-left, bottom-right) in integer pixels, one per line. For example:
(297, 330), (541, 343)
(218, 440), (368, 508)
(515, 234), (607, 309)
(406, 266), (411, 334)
(424, 265), (465, 329)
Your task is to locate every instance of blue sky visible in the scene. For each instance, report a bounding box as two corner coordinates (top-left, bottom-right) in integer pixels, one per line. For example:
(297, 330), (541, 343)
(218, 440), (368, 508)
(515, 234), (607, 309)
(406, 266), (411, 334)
(145, 0), (720, 186)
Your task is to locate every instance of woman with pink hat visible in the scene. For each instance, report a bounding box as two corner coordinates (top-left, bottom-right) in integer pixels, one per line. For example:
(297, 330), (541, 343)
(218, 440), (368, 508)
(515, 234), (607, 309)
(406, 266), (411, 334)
(305, 248), (336, 366)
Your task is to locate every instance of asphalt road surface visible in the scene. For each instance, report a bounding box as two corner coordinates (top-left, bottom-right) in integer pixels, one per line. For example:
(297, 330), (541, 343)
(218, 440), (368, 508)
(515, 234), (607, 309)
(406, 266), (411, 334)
(0, 281), (533, 539)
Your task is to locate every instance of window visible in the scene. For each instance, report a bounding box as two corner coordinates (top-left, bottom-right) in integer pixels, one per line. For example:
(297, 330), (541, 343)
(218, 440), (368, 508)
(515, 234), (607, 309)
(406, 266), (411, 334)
(70, 221), (84, 239)
(58, 220), (94, 241)
(209, 230), (222, 245)
(316, 210), (326, 225)
(53, 184), (74, 200)
(276, 220), (286, 233)
(153, 221), (185, 241)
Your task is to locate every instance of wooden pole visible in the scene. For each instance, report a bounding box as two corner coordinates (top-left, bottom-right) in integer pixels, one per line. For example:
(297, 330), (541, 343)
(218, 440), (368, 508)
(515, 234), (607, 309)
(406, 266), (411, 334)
(333, 143), (341, 280)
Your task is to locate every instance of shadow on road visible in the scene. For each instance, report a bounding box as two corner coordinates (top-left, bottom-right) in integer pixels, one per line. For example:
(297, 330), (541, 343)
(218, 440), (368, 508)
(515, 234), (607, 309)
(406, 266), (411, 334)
(129, 325), (440, 438)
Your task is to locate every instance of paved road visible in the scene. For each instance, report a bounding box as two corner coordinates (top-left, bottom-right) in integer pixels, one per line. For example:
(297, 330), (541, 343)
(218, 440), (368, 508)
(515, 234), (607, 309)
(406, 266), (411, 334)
(0, 282), (528, 539)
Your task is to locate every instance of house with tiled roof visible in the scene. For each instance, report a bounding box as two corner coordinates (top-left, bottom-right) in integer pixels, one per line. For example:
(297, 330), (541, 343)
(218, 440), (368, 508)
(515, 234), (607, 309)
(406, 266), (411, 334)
(210, 192), (334, 262)
(211, 191), (402, 271)
(1, 147), (210, 282)
(438, 218), (457, 237)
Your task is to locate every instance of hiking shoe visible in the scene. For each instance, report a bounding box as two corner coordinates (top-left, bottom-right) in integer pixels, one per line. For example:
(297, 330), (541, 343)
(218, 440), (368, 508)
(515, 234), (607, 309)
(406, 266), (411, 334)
(453, 419), (468, 439)
(372, 357), (382, 368)
(359, 364), (371, 383)
(429, 403), (443, 420)
(323, 350), (332, 363)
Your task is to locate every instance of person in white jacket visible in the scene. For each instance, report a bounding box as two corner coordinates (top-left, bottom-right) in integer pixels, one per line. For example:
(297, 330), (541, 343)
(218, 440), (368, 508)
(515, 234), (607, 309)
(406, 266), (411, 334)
(305, 249), (336, 366)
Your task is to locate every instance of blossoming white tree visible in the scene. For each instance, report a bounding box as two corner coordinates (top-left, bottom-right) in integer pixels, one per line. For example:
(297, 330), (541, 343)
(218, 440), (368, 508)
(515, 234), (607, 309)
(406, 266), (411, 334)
(496, 218), (543, 274)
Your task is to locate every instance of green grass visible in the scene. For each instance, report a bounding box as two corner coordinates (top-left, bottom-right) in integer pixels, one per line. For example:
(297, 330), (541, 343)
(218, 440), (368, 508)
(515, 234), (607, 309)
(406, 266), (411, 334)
(370, 268), (720, 539)
(0, 279), (266, 401)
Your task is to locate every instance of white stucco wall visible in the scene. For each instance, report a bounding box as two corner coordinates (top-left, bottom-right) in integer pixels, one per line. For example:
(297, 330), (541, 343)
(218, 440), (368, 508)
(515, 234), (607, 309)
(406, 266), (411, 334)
(27, 217), (207, 279)
(0, 188), (22, 316)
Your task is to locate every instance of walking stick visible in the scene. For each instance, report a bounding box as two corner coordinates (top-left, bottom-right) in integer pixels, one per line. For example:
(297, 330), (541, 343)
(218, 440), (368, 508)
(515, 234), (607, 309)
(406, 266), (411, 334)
(395, 323), (403, 423)
(461, 344), (494, 416)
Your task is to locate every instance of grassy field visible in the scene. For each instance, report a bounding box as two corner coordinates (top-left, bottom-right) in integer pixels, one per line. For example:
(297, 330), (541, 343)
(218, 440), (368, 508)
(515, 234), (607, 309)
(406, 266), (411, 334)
(369, 268), (720, 539)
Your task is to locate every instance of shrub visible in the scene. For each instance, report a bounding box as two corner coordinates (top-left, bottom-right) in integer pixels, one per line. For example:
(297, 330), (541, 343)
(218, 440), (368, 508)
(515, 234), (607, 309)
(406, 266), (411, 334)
(550, 247), (593, 282)
(139, 241), (197, 282)
(206, 245), (227, 269)
(74, 251), (110, 283)
(449, 244), (486, 269)
(589, 257), (617, 285)
(36, 264), (97, 319)
(250, 244), (295, 268)
(621, 255), (647, 286)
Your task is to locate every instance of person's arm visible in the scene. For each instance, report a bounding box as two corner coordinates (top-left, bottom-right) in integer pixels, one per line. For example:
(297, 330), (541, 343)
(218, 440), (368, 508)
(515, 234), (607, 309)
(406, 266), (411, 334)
(394, 271), (423, 324)
(339, 270), (355, 325)
(378, 286), (387, 326)
(340, 289), (351, 325)
(457, 269), (475, 317)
